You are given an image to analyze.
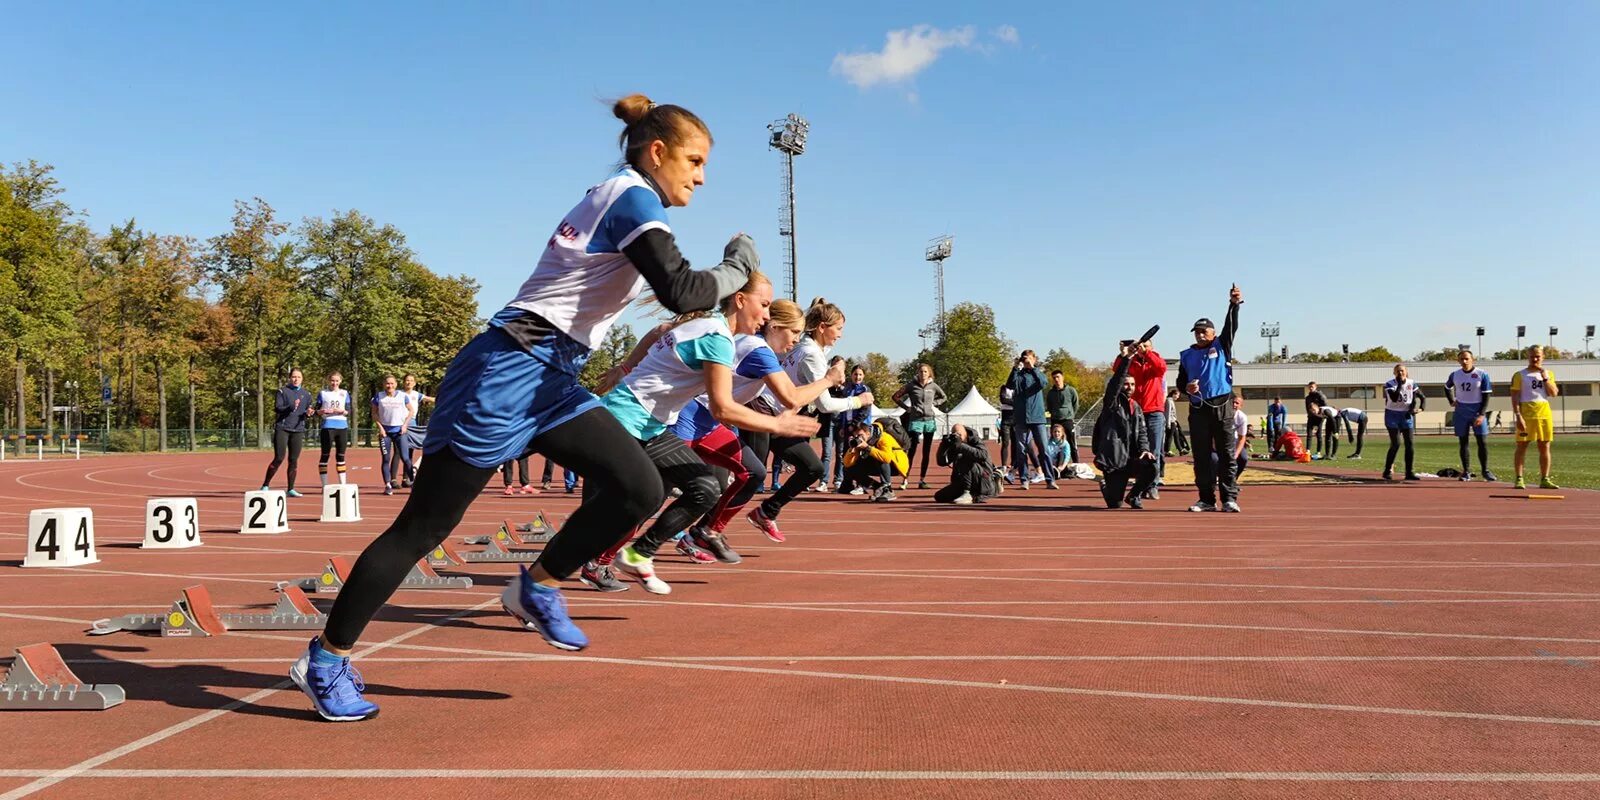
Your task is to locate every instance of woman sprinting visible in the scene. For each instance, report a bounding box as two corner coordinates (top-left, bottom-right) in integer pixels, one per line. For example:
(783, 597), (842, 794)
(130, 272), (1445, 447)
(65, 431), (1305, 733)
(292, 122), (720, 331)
(289, 93), (760, 722)
(893, 362), (946, 490)
(1382, 363), (1424, 481)
(588, 274), (821, 594)
(744, 298), (873, 542)
(664, 299), (844, 567)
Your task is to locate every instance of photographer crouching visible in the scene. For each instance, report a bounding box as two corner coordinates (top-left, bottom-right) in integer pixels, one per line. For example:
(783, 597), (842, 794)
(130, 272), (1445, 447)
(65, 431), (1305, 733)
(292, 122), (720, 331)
(934, 424), (1000, 505)
(1093, 341), (1158, 509)
(841, 420), (909, 502)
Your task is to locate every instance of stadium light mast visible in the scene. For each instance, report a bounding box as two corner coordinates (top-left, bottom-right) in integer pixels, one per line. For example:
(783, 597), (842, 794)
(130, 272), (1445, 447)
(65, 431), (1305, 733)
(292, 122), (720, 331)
(918, 235), (954, 343)
(767, 113), (809, 302)
(1516, 325), (1525, 358)
(1585, 325), (1595, 359)
(1475, 326), (1485, 357)
(1549, 326), (1559, 350)
(1260, 322), (1280, 363)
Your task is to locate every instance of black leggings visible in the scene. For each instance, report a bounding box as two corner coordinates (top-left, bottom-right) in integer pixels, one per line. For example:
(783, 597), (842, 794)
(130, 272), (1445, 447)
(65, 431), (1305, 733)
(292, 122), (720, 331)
(322, 407), (661, 650)
(744, 431), (823, 519)
(319, 428), (350, 481)
(1384, 426), (1414, 475)
(263, 429), (304, 490)
(618, 433), (719, 559)
(501, 456), (530, 487)
(1458, 431), (1489, 474)
(903, 428), (935, 481)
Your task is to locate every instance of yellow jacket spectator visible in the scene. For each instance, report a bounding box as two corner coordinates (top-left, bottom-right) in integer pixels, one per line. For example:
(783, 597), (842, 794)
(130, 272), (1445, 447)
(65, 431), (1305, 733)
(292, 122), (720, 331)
(842, 420), (909, 501)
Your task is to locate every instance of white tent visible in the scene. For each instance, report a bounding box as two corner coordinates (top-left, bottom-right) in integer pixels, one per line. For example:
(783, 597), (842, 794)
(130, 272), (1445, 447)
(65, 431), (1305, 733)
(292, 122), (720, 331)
(945, 386), (1001, 441)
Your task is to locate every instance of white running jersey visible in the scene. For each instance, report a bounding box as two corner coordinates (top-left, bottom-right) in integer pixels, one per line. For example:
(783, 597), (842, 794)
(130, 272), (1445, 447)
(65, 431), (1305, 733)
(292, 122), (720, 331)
(1510, 368), (1555, 404)
(1446, 368), (1491, 406)
(1384, 378), (1419, 413)
(691, 334), (782, 415)
(612, 316), (735, 430)
(317, 389), (351, 429)
(503, 168), (669, 351)
(1339, 407), (1365, 422)
(373, 391), (411, 428)
(403, 390), (423, 421)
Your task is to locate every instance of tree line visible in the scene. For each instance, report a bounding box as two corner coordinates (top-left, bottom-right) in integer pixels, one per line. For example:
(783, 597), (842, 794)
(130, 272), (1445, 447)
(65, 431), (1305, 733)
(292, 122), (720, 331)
(0, 160), (481, 449)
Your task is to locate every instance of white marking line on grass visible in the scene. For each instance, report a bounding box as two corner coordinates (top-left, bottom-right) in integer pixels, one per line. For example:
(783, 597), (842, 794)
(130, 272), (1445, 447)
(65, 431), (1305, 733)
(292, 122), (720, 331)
(0, 597), (502, 800)
(736, 567), (1600, 598)
(0, 769), (1599, 782)
(579, 595), (1600, 645)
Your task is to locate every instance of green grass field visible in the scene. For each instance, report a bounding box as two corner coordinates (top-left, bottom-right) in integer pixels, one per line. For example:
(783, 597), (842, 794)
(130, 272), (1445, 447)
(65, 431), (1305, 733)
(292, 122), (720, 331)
(1293, 432), (1600, 490)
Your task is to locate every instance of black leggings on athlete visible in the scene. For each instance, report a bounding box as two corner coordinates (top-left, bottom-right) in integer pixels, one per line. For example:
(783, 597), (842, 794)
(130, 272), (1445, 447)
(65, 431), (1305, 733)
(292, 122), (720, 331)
(903, 429), (935, 482)
(1458, 431), (1489, 474)
(321, 407), (662, 650)
(263, 429), (304, 489)
(318, 427), (350, 482)
(501, 456), (530, 487)
(742, 430), (822, 519)
(617, 433), (719, 559)
(1384, 427), (1414, 476)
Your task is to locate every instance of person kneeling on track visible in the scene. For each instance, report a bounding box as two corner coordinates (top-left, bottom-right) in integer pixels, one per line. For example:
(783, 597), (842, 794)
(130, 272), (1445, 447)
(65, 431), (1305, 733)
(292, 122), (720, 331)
(1093, 342), (1158, 509)
(935, 424), (999, 505)
(841, 419), (909, 502)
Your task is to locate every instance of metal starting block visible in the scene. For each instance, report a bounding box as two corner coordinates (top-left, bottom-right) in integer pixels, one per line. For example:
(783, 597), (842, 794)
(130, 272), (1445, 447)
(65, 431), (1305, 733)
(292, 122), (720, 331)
(462, 514), (558, 546)
(297, 555), (472, 594)
(2, 643), (126, 710)
(88, 584), (328, 637)
(429, 534), (541, 566)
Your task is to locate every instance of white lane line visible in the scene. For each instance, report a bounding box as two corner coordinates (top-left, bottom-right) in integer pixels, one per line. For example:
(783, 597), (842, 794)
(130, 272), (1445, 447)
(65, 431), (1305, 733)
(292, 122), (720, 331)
(0, 598), (500, 800)
(642, 654), (1600, 663)
(576, 595), (1600, 645)
(736, 598), (1600, 607)
(0, 769), (1597, 782)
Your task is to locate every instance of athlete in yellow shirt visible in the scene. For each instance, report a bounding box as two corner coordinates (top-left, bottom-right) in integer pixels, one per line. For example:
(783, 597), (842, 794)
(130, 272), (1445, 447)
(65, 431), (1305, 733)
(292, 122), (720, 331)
(1509, 345), (1560, 490)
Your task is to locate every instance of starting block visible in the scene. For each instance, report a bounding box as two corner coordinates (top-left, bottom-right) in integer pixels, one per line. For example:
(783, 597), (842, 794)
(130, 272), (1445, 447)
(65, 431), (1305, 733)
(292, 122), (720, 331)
(240, 489), (289, 534)
(22, 508), (98, 568)
(88, 584), (327, 636)
(143, 498), (202, 549)
(429, 536), (540, 566)
(297, 555), (472, 594)
(2, 643), (125, 711)
(463, 514), (558, 546)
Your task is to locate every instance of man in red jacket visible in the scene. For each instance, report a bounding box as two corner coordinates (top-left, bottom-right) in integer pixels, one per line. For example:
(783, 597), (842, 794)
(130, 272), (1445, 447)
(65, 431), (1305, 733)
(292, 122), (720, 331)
(1114, 339), (1169, 499)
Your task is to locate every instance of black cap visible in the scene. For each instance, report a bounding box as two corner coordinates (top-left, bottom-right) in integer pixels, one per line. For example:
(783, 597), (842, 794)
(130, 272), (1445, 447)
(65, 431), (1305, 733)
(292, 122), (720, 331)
(1191, 318), (1214, 332)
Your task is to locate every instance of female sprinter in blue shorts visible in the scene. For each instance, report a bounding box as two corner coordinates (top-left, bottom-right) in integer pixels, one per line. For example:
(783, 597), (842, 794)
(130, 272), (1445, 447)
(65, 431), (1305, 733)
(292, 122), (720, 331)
(291, 94), (760, 722)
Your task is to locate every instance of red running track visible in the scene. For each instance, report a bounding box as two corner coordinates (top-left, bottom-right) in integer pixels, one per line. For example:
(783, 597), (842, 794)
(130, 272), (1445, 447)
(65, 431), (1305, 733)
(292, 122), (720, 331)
(2, 451), (1599, 800)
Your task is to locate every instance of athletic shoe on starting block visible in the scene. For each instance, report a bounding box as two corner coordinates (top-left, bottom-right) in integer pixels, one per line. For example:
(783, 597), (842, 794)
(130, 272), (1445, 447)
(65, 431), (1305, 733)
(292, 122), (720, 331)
(240, 489), (289, 534)
(2, 643), (125, 711)
(462, 514), (558, 546)
(319, 484), (362, 523)
(88, 584), (328, 636)
(143, 498), (202, 549)
(22, 508), (98, 568)
(296, 555), (472, 594)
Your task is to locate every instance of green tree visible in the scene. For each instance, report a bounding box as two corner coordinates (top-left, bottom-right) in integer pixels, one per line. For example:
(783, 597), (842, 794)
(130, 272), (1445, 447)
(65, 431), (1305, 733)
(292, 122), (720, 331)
(918, 302), (1013, 407)
(204, 199), (293, 445)
(0, 161), (84, 436)
(128, 234), (205, 451)
(851, 351), (902, 405)
(1413, 348), (1466, 362)
(1349, 346), (1401, 362)
(1039, 347), (1110, 414)
(392, 262), (480, 389)
(579, 324), (639, 391)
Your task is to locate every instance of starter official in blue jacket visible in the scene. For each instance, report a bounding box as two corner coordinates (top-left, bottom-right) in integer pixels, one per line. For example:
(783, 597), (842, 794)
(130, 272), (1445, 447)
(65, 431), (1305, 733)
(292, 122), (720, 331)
(1175, 284), (1244, 511)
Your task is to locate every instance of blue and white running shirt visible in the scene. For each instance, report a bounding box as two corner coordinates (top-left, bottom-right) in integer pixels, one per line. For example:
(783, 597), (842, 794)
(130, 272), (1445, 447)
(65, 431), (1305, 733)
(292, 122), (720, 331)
(503, 167), (669, 351)
(317, 389), (351, 429)
(1445, 368), (1492, 406)
(672, 334), (783, 441)
(603, 317), (735, 440)
(1383, 378), (1420, 413)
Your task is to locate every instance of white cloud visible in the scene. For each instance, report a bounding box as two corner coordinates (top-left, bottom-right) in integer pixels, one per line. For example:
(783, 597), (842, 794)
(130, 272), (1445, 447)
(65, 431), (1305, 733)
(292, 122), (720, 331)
(993, 24), (1019, 45)
(831, 25), (977, 90)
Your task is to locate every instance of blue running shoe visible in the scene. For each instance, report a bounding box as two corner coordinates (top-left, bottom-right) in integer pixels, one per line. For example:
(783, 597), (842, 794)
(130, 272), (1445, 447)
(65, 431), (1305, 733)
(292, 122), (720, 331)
(501, 566), (588, 651)
(290, 637), (379, 722)
(286, 489), (304, 498)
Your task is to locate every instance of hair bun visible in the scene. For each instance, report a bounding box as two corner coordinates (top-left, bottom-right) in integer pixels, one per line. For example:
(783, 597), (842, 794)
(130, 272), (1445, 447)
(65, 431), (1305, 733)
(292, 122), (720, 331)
(808, 296), (828, 308)
(612, 93), (654, 125)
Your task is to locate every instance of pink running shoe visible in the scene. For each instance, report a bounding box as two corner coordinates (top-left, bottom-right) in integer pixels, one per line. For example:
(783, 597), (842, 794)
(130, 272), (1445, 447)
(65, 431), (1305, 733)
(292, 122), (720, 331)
(674, 536), (717, 563)
(746, 507), (785, 543)
(502, 485), (517, 497)
(520, 484), (540, 495)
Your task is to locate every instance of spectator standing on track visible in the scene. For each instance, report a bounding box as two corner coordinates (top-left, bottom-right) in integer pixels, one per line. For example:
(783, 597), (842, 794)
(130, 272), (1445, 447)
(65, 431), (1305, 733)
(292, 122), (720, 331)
(1382, 363), (1424, 481)
(539, 458), (577, 493)
(1006, 349), (1059, 490)
(892, 362), (946, 490)
(1265, 397), (1289, 458)
(1339, 405), (1369, 459)
(1115, 338), (1168, 498)
(262, 367), (315, 497)
(314, 371), (353, 486)
(1304, 382), (1327, 455)
(1510, 345), (1560, 490)
(1211, 394), (1251, 483)
(830, 365), (871, 494)
(371, 375), (413, 496)
(1445, 349), (1497, 482)
(1045, 370), (1080, 464)
(997, 383), (1015, 483)
(935, 424), (999, 504)
(1176, 284), (1244, 513)
(399, 374), (434, 487)
(1164, 388), (1189, 456)
(815, 356), (845, 492)
(1093, 343), (1157, 509)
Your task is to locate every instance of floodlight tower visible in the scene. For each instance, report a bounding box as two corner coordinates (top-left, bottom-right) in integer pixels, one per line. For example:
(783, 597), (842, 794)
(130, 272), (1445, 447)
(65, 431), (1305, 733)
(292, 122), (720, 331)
(1260, 322), (1280, 363)
(918, 235), (954, 343)
(767, 113), (809, 301)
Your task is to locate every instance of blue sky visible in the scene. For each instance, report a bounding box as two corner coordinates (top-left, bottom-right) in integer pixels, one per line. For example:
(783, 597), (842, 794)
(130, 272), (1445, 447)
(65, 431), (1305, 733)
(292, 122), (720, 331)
(5, 1), (1599, 363)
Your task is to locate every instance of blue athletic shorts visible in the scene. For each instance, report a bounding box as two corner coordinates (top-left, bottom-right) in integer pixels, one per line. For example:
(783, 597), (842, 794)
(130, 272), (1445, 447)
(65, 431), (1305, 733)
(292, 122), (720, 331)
(1452, 403), (1488, 437)
(424, 327), (601, 468)
(1384, 410), (1413, 430)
